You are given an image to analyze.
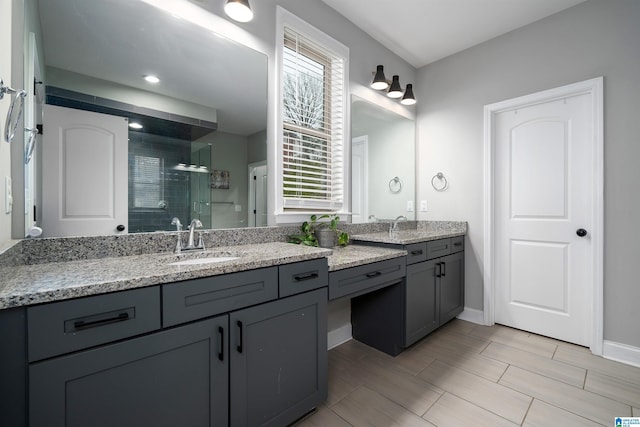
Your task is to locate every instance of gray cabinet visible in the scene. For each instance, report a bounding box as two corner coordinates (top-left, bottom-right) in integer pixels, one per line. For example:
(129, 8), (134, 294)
(29, 315), (228, 427)
(404, 237), (465, 347)
(230, 288), (327, 427)
(405, 260), (439, 346)
(352, 236), (465, 353)
(17, 259), (328, 427)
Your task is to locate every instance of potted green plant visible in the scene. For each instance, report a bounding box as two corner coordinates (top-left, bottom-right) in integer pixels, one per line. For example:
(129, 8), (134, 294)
(288, 214), (349, 248)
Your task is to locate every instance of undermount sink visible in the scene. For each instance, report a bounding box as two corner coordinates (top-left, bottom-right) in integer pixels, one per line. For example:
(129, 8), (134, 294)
(168, 256), (239, 266)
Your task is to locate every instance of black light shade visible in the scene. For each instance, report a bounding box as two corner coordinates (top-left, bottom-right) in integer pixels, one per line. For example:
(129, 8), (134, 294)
(387, 75), (403, 99)
(370, 65), (388, 90)
(401, 84), (416, 105)
(224, 0), (253, 22)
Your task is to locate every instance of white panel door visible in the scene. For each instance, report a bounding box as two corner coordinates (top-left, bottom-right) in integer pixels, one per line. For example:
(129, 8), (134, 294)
(494, 93), (593, 346)
(42, 105), (128, 237)
(351, 136), (368, 224)
(248, 163), (267, 227)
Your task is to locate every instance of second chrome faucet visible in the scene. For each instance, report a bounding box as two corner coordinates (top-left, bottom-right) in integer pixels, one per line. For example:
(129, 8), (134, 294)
(171, 218), (205, 253)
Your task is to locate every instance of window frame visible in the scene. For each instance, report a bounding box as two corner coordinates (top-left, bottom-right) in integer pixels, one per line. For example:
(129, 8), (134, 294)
(275, 7), (350, 224)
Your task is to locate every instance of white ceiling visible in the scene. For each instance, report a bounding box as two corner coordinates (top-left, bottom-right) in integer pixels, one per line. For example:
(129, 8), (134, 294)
(322, 0), (587, 68)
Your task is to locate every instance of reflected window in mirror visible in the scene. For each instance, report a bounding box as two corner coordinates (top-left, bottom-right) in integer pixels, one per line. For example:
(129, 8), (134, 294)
(276, 8), (349, 217)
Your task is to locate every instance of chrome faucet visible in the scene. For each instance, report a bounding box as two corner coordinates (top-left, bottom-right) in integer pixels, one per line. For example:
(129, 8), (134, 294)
(185, 219), (204, 250)
(368, 214), (378, 222)
(171, 218), (204, 253)
(389, 215), (407, 234)
(171, 217), (183, 254)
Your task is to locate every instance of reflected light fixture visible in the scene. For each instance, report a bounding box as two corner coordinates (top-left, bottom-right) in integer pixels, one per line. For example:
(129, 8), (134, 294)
(128, 122), (143, 130)
(224, 0), (254, 23)
(401, 84), (416, 106)
(144, 75), (160, 84)
(370, 65), (388, 90)
(387, 75), (403, 99)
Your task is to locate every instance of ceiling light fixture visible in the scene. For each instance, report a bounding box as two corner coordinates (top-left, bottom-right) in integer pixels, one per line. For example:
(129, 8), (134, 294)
(144, 75), (160, 84)
(370, 65), (388, 90)
(369, 66), (417, 105)
(128, 122), (143, 129)
(224, 0), (254, 23)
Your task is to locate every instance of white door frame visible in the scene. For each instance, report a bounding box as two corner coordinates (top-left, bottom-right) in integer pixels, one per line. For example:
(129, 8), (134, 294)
(351, 135), (369, 223)
(483, 77), (604, 355)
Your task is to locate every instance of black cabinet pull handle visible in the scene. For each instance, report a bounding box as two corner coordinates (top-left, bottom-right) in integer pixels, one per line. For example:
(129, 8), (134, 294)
(436, 263), (442, 278)
(218, 326), (224, 361)
(576, 228), (588, 237)
(294, 272), (319, 282)
(366, 271), (382, 278)
(441, 262), (446, 277)
(410, 249), (424, 255)
(453, 242), (462, 247)
(236, 320), (243, 353)
(74, 312), (129, 331)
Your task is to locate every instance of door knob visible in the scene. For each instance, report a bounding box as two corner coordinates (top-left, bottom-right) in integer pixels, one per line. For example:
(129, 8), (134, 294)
(576, 228), (587, 237)
(116, 224), (126, 232)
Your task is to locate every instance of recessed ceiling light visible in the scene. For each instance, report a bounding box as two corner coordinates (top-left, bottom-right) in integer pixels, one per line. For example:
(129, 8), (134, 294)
(144, 75), (160, 84)
(128, 122), (143, 129)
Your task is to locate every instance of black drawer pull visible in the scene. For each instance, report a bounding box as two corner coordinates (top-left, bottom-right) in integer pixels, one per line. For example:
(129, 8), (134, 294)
(237, 320), (243, 353)
(218, 326), (224, 361)
(410, 249), (424, 256)
(294, 272), (319, 282)
(73, 312), (129, 331)
(453, 242), (462, 247)
(366, 271), (382, 278)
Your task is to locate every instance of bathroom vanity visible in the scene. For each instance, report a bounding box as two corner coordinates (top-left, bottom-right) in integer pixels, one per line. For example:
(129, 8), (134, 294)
(0, 222), (466, 427)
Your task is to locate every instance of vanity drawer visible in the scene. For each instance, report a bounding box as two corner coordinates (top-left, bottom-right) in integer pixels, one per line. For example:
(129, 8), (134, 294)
(162, 267), (278, 327)
(405, 242), (428, 265)
(329, 257), (406, 300)
(279, 258), (328, 298)
(27, 287), (161, 362)
(451, 236), (464, 253)
(426, 238), (452, 259)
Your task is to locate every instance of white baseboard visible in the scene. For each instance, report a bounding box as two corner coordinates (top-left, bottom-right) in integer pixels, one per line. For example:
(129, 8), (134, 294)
(603, 340), (640, 368)
(457, 307), (485, 325)
(328, 324), (352, 350)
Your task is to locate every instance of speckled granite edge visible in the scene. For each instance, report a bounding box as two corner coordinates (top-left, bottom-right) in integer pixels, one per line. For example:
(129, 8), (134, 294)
(0, 221), (463, 267)
(351, 221), (467, 245)
(0, 242), (332, 310)
(327, 245), (407, 271)
(0, 240), (23, 268)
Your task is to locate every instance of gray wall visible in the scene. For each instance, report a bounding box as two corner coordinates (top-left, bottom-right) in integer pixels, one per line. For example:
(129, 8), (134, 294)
(415, 0), (640, 347)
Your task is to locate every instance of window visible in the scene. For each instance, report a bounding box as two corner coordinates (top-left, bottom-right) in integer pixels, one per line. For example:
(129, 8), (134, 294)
(132, 155), (164, 209)
(277, 8), (349, 216)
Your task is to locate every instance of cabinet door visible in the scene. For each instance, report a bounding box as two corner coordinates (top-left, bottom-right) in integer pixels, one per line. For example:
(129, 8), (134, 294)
(439, 251), (465, 325)
(30, 316), (228, 427)
(230, 288), (328, 427)
(405, 260), (439, 347)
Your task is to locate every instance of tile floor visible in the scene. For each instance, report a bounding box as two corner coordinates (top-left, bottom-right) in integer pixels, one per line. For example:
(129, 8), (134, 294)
(296, 319), (640, 426)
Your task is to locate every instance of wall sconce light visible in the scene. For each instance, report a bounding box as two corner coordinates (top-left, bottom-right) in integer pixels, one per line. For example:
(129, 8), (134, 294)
(224, 0), (254, 23)
(370, 65), (389, 90)
(370, 65), (416, 105)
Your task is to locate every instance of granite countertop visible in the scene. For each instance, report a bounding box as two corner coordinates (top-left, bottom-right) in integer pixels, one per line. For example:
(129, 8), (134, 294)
(0, 242), (331, 310)
(326, 245), (407, 271)
(351, 228), (466, 245)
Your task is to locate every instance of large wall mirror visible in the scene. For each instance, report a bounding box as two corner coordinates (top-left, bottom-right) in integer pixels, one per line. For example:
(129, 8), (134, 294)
(351, 94), (415, 222)
(22, 0), (268, 237)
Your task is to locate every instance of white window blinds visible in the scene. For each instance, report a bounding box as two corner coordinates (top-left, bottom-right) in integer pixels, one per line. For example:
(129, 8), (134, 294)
(281, 26), (346, 211)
